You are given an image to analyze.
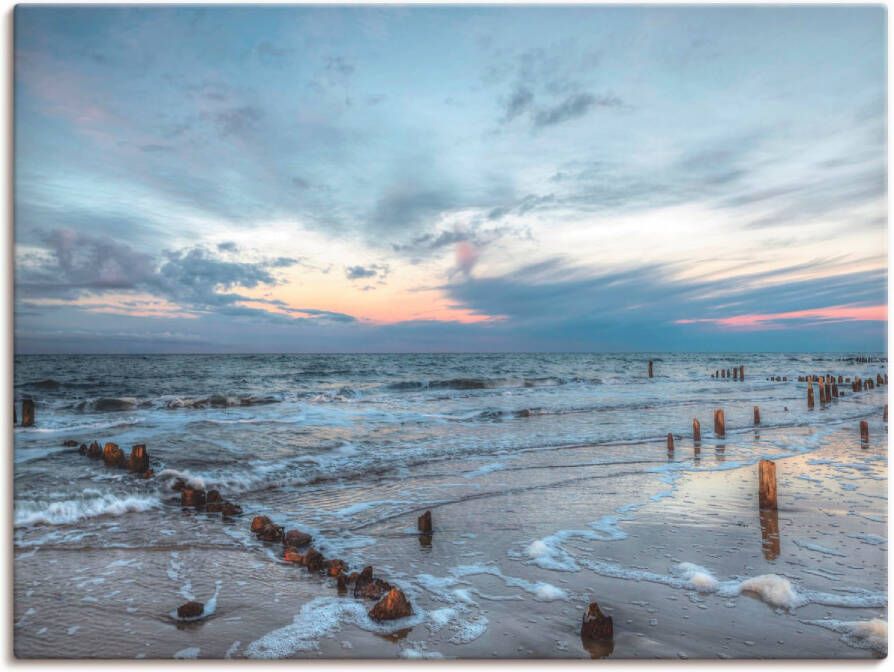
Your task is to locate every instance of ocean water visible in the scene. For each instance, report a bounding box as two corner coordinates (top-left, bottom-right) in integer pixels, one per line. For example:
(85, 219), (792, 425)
(12, 353), (889, 658)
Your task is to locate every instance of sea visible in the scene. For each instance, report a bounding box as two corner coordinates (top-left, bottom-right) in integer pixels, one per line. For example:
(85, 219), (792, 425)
(12, 353), (889, 659)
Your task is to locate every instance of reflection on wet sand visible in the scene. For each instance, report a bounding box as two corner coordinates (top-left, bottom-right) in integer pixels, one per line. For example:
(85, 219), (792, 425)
(760, 508), (781, 561)
(581, 636), (615, 659)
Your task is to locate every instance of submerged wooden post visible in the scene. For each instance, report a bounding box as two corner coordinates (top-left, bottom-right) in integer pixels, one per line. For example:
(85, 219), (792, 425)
(807, 382), (815, 409)
(713, 408), (725, 438)
(758, 459), (777, 511)
(21, 399), (34, 427)
(824, 380), (832, 402)
(418, 510), (433, 534)
(885, 404), (888, 423)
(648, 360), (653, 378)
(739, 365), (745, 381)
(733, 367), (738, 380)
(832, 382), (839, 398)
(753, 406), (760, 425)
(860, 420), (869, 445)
(692, 418), (701, 444)
(666, 432), (674, 454)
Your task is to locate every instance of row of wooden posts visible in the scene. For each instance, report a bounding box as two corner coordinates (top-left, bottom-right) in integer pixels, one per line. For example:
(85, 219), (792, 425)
(666, 401), (885, 455)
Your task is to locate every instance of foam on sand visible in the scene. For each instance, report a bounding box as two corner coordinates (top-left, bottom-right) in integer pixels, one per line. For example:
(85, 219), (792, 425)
(803, 618), (887, 654)
(581, 559), (887, 611)
(245, 596), (424, 658)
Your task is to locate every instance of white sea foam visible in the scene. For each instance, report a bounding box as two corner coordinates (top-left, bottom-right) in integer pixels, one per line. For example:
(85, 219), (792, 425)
(14, 494), (160, 527)
(581, 559), (887, 611)
(173, 647), (200, 659)
(245, 596), (424, 659)
(792, 539), (847, 557)
(803, 618), (887, 654)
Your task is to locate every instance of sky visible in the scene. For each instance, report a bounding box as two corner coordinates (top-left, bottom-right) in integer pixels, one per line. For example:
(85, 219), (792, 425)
(13, 5), (888, 353)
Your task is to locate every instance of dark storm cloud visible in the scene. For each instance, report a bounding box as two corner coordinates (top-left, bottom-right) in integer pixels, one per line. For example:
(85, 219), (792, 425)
(17, 229), (356, 324)
(344, 263), (389, 282)
(500, 84), (534, 123)
(443, 257), (886, 328)
(532, 93), (623, 128)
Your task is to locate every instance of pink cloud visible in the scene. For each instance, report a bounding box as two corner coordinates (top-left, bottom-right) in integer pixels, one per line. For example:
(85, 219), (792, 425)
(676, 304), (887, 331)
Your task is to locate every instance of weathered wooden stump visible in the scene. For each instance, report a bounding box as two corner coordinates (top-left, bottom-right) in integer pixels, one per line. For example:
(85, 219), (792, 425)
(580, 601), (613, 641)
(303, 548), (325, 572)
(180, 487), (207, 508)
(369, 587), (413, 621)
(758, 459), (777, 510)
(739, 365), (745, 380)
(325, 559), (347, 577)
(257, 523), (284, 542)
(648, 360), (653, 378)
(860, 420), (869, 445)
(283, 530), (313, 548)
(666, 433), (674, 454)
(21, 399), (35, 427)
(177, 601), (204, 620)
(128, 444), (150, 473)
(807, 383), (815, 409)
(251, 515), (272, 533)
(354, 566), (392, 600)
(86, 440), (102, 459)
(418, 510), (432, 534)
(692, 418), (701, 444)
(102, 442), (126, 468)
(885, 404), (888, 423)
(753, 406), (760, 426)
(713, 409), (725, 438)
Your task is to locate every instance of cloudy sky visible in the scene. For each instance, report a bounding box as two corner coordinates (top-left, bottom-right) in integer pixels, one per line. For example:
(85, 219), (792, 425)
(14, 6), (887, 353)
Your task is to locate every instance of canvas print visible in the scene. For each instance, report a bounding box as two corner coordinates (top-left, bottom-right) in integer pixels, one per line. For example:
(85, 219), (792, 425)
(12, 4), (887, 660)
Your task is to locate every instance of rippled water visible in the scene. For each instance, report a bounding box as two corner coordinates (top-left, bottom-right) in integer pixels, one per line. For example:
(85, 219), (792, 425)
(12, 353), (889, 658)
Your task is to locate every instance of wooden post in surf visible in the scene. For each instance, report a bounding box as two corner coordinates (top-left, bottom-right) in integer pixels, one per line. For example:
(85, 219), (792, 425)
(807, 382), (815, 409)
(758, 459), (777, 511)
(692, 418), (701, 444)
(713, 409), (725, 438)
(739, 365), (745, 381)
(860, 420), (869, 445)
(885, 404), (888, 423)
(753, 406), (760, 425)
(21, 399), (34, 427)
(733, 367), (738, 380)
(418, 510), (433, 534)
(648, 360), (653, 378)
(666, 433), (674, 454)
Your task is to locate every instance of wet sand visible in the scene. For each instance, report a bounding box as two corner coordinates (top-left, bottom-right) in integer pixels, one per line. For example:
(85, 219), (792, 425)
(14, 414), (887, 659)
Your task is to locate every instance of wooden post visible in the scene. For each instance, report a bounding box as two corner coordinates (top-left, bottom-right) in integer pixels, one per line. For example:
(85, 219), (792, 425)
(21, 399), (35, 427)
(807, 382), (814, 409)
(739, 365), (744, 381)
(753, 406), (760, 425)
(885, 404), (888, 422)
(713, 409), (725, 438)
(733, 367), (738, 380)
(418, 510), (433, 534)
(648, 360), (653, 378)
(692, 418), (701, 444)
(758, 459), (777, 511)
(666, 432), (674, 454)
(824, 381), (832, 402)
(860, 420), (869, 444)
(721, 369), (726, 379)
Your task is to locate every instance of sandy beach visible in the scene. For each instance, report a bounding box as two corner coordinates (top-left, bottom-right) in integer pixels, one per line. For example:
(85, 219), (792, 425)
(13, 355), (887, 659)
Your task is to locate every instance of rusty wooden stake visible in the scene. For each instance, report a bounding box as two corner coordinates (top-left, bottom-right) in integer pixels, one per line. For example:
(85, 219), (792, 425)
(753, 406), (760, 425)
(739, 365), (745, 381)
(758, 459), (777, 511)
(666, 432), (674, 454)
(860, 420), (869, 445)
(21, 399), (34, 427)
(807, 383), (815, 410)
(692, 418), (701, 444)
(714, 408), (725, 438)
(885, 404), (888, 423)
